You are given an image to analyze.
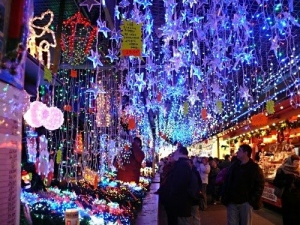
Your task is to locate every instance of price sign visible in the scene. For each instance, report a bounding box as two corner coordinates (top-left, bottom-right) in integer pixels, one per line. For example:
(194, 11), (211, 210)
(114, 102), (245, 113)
(120, 20), (142, 57)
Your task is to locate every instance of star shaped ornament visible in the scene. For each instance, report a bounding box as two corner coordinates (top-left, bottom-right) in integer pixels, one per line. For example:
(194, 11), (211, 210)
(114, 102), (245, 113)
(110, 29), (123, 43)
(97, 19), (111, 38)
(239, 85), (252, 101)
(119, 0), (130, 8)
(79, 0), (101, 12)
(88, 49), (103, 68)
(187, 89), (199, 106)
(106, 49), (118, 63)
(134, 73), (146, 92)
(211, 82), (222, 97)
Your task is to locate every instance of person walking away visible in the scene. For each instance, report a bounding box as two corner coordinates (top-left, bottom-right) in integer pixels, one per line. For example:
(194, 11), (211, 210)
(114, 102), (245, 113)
(190, 158), (202, 225)
(221, 144), (264, 225)
(160, 147), (193, 225)
(273, 154), (300, 225)
(197, 154), (210, 210)
(208, 159), (220, 204)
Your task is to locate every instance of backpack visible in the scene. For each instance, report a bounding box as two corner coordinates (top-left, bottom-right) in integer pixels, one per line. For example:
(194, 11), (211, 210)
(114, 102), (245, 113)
(187, 166), (203, 203)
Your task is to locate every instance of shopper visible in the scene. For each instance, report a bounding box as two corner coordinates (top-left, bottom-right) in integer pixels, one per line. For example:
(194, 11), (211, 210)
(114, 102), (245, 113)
(221, 144), (264, 225)
(197, 154), (210, 210)
(113, 137), (145, 183)
(273, 154), (300, 225)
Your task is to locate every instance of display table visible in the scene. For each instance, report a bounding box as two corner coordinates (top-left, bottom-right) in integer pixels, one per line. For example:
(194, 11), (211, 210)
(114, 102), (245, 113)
(135, 174), (160, 225)
(261, 179), (282, 208)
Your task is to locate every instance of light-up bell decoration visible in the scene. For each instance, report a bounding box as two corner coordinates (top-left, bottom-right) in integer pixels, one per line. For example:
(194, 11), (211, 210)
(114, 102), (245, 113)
(23, 101), (64, 130)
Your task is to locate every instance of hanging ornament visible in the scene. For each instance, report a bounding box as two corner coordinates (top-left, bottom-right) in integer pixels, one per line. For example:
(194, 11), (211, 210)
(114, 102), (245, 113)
(157, 92), (162, 102)
(266, 100), (275, 114)
(24, 101), (49, 128)
(201, 109), (207, 120)
(128, 117), (136, 130)
(61, 12), (97, 65)
(216, 100), (223, 113)
(63, 104), (72, 112)
(183, 101), (189, 115)
(251, 113), (268, 126)
(79, 0), (101, 12)
(43, 107), (64, 130)
(75, 132), (84, 154)
(56, 149), (62, 164)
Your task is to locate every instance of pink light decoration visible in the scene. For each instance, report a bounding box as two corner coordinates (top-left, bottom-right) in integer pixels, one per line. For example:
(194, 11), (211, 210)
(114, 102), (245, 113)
(24, 101), (48, 128)
(43, 107), (64, 130)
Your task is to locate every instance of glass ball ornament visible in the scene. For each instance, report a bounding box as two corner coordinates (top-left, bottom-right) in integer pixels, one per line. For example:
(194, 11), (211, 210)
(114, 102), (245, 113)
(43, 107), (64, 130)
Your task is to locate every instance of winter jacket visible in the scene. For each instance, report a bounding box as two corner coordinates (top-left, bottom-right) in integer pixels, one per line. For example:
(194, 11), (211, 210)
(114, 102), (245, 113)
(160, 157), (193, 217)
(198, 163), (210, 184)
(221, 159), (264, 210)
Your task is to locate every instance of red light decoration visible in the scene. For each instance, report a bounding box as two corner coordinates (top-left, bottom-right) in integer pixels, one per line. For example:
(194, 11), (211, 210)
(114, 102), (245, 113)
(61, 12), (98, 65)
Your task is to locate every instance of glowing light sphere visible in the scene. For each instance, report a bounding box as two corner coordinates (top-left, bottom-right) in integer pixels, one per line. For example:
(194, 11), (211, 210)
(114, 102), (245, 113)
(43, 106), (64, 130)
(29, 101), (49, 127)
(23, 101), (46, 128)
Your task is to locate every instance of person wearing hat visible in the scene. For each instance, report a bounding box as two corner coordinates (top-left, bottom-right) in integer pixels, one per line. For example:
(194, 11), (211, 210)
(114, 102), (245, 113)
(273, 154), (300, 225)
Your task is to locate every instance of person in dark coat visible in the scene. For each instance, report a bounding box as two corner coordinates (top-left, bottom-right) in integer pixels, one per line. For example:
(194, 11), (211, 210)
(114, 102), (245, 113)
(160, 146), (193, 225)
(221, 144), (264, 225)
(208, 159), (220, 204)
(218, 154), (231, 170)
(273, 154), (300, 225)
(113, 137), (145, 183)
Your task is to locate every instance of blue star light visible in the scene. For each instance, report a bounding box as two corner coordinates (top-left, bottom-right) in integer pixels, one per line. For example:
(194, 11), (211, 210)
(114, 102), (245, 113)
(134, 73), (146, 92)
(119, 0), (130, 8)
(97, 19), (111, 38)
(106, 49), (118, 63)
(114, 6), (120, 20)
(110, 29), (123, 43)
(88, 49), (103, 68)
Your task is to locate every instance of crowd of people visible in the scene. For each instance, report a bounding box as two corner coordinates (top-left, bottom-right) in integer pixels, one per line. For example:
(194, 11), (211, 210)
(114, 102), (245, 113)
(157, 144), (300, 225)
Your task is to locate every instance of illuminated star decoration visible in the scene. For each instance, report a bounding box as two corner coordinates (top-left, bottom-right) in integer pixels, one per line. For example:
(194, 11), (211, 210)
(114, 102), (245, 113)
(110, 29), (123, 44)
(106, 49), (118, 63)
(97, 19), (111, 38)
(114, 5), (120, 20)
(134, 73), (146, 92)
(79, 0), (101, 12)
(239, 85), (252, 101)
(88, 49), (103, 68)
(191, 65), (203, 81)
(119, 0), (130, 8)
(86, 82), (106, 96)
(211, 82), (222, 97)
(270, 35), (280, 58)
(187, 89), (199, 106)
(192, 40), (199, 55)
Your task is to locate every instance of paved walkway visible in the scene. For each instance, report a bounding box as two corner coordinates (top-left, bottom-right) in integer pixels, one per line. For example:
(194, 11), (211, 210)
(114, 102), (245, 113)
(159, 202), (283, 225)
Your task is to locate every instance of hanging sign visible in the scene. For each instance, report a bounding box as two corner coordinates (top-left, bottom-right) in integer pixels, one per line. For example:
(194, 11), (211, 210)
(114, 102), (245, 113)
(120, 20), (142, 57)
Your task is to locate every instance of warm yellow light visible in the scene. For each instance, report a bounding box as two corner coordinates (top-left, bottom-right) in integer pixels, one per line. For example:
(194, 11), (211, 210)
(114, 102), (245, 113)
(27, 10), (56, 69)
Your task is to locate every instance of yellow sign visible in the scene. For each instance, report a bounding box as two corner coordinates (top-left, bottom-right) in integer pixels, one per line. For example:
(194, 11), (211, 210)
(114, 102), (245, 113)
(44, 67), (52, 82)
(120, 20), (142, 57)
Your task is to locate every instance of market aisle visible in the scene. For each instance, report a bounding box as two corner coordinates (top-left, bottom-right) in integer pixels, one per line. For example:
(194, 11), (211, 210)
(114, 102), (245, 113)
(159, 203), (283, 225)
